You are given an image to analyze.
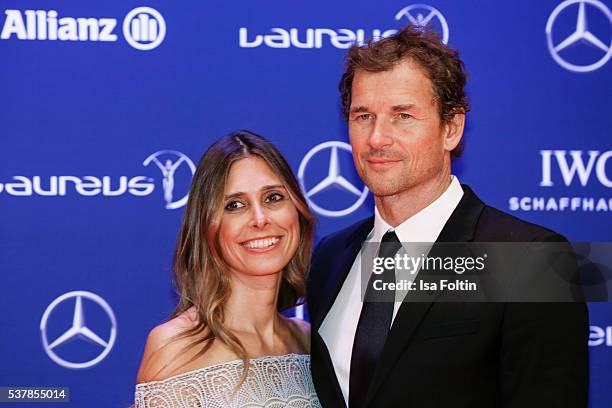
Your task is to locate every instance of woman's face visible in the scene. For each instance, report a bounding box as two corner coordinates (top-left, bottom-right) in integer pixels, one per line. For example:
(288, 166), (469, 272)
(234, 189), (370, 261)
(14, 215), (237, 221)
(218, 156), (300, 279)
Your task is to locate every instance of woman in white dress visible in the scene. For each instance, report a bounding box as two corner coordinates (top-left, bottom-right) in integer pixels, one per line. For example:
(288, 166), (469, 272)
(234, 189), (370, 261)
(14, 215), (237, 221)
(134, 130), (320, 407)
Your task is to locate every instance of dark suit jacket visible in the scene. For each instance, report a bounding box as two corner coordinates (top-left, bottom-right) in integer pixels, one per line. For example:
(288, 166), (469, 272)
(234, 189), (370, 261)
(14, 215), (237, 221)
(307, 185), (589, 408)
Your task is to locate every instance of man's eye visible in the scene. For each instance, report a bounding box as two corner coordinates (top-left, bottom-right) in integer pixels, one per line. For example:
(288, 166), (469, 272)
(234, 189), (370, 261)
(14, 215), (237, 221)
(265, 193), (284, 203)
(396, 112), (412, 120)
(353, 113), (373, 122)
(225, 201), (245, 211)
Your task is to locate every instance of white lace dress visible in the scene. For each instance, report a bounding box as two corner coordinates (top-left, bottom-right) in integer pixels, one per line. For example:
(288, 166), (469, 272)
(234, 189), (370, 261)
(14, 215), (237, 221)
(134, 353), (321, 408)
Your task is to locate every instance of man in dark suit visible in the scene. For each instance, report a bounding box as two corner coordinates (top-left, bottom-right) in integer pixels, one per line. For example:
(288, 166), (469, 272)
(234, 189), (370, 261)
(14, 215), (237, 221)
(307, 26), (588, 408)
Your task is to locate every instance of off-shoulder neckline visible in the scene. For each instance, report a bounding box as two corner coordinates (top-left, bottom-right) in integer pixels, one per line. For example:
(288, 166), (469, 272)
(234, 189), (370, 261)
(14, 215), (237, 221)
(136, 353), (310, 388)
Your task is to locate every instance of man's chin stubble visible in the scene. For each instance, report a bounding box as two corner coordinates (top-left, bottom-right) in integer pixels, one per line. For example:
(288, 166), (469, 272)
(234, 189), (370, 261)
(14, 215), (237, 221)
(363, 177), (410, 198)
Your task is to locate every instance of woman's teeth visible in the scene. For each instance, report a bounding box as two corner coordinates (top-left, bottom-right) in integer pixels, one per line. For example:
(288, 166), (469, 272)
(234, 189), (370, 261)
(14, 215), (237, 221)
(243, 237), (280, 249)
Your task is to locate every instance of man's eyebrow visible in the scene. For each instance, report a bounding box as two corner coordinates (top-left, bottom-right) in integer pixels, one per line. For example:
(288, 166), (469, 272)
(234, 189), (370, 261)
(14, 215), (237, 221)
(391, 104), (416, 111)
(349, 106), (369, 113)
(224, 184), (285, 200)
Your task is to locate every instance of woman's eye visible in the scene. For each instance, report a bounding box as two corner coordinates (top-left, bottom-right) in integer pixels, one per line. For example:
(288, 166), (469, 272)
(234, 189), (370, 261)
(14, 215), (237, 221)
(265, 193), (284, 203)
(225, 201), (245, 211)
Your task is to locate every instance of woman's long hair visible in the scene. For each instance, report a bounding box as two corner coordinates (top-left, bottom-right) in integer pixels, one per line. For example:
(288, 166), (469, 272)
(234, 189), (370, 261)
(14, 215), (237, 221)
(152, 130), (315, 381)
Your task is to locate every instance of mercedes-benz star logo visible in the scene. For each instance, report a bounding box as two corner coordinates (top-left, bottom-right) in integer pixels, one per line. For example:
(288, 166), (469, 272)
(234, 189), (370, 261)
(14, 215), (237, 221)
(395, 4), (450, 44)
(143, 150), (196, 210)
(40, 291), (117, 369)
(298, 141), (369, 217)
(546, 0), (612, 72)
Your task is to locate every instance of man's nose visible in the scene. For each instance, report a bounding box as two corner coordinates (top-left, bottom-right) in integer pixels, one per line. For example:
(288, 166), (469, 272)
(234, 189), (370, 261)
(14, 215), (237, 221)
(368, 118), (394, 150)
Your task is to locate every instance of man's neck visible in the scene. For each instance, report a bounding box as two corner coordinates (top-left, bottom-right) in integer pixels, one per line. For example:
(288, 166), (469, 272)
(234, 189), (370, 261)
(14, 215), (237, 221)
(375, 173), (452, 227)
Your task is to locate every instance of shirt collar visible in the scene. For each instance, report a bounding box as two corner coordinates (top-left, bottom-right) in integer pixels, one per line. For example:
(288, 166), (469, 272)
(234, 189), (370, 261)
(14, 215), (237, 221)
(372, 176), (464, 243)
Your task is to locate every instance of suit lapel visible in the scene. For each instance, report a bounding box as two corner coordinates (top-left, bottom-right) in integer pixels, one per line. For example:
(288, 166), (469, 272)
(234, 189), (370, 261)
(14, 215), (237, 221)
(312, 217), (374, 331)
(311, 218), (374, 408)
(363, 185), (486, 407)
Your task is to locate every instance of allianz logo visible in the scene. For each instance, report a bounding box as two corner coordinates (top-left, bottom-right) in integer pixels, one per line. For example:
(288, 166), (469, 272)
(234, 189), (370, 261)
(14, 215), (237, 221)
(540, 150), (612, 188)
(239, 27), (398, 49)
(589, 325), (612, 347)
(1, 10), (117, 41)
(0, 176), (154, 197)
(0, 7), (165, 50)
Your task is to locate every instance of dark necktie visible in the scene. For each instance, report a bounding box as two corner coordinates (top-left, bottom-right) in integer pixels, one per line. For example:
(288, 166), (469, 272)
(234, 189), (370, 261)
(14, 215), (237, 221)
(349, 230), (402, 408)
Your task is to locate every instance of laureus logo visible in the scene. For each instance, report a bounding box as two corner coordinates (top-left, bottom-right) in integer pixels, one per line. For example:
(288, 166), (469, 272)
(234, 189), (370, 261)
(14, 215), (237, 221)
(239, 3), (449, 49)
(143, 150), (196, 209)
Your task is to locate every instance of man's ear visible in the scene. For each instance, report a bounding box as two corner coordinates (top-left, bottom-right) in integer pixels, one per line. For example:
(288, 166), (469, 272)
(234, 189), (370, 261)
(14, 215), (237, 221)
(443, 112), (465, 152)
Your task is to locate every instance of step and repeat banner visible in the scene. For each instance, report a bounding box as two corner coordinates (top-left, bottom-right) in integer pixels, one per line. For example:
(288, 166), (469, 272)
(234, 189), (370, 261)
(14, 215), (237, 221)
(1, 0), (610, 406)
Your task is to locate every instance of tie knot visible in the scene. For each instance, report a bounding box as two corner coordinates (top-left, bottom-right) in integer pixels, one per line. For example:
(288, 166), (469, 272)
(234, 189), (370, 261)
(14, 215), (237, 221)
(378, 230), (402, 259)
(381, 229), (400, 244)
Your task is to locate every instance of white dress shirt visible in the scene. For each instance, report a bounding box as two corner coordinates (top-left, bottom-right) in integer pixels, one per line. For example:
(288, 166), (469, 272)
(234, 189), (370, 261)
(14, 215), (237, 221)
(318, 176), (464, 406)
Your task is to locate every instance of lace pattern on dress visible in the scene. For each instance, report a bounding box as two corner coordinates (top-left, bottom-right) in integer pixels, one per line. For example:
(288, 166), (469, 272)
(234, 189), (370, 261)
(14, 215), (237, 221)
(134, 353), (321, 408)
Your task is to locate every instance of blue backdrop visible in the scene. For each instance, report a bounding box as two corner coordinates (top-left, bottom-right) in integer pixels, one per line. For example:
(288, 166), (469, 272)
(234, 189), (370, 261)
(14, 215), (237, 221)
(1, 0), (610, 406)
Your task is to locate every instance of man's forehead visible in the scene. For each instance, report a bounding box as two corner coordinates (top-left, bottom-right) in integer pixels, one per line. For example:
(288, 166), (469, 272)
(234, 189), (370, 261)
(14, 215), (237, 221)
(354, 58), (428, 80)
(350, 61), (435, 107)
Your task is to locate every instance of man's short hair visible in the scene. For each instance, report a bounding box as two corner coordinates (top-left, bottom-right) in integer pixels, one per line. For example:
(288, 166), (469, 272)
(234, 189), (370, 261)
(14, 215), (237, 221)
(339, 25), (470, 157)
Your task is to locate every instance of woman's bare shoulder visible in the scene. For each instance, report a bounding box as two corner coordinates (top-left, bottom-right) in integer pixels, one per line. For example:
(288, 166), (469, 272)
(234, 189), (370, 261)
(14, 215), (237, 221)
(287, 317), (311, 352)
(136, 309), (198, 383)
(136, 308), (237, 384)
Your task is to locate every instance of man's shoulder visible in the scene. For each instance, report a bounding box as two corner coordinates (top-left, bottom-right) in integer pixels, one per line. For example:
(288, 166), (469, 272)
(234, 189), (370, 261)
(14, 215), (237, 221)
(314, 217), (373, 254)
(475, 203), (564, 242)
(307, 218), (372, 307)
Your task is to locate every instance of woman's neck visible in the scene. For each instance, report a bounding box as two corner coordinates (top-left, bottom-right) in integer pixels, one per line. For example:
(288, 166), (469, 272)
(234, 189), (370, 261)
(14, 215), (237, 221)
(224, 272), (282, 341)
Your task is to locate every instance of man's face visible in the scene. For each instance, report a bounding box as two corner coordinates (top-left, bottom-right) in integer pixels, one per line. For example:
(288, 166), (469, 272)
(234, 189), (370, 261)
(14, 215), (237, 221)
(348, 59), (459, 197)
